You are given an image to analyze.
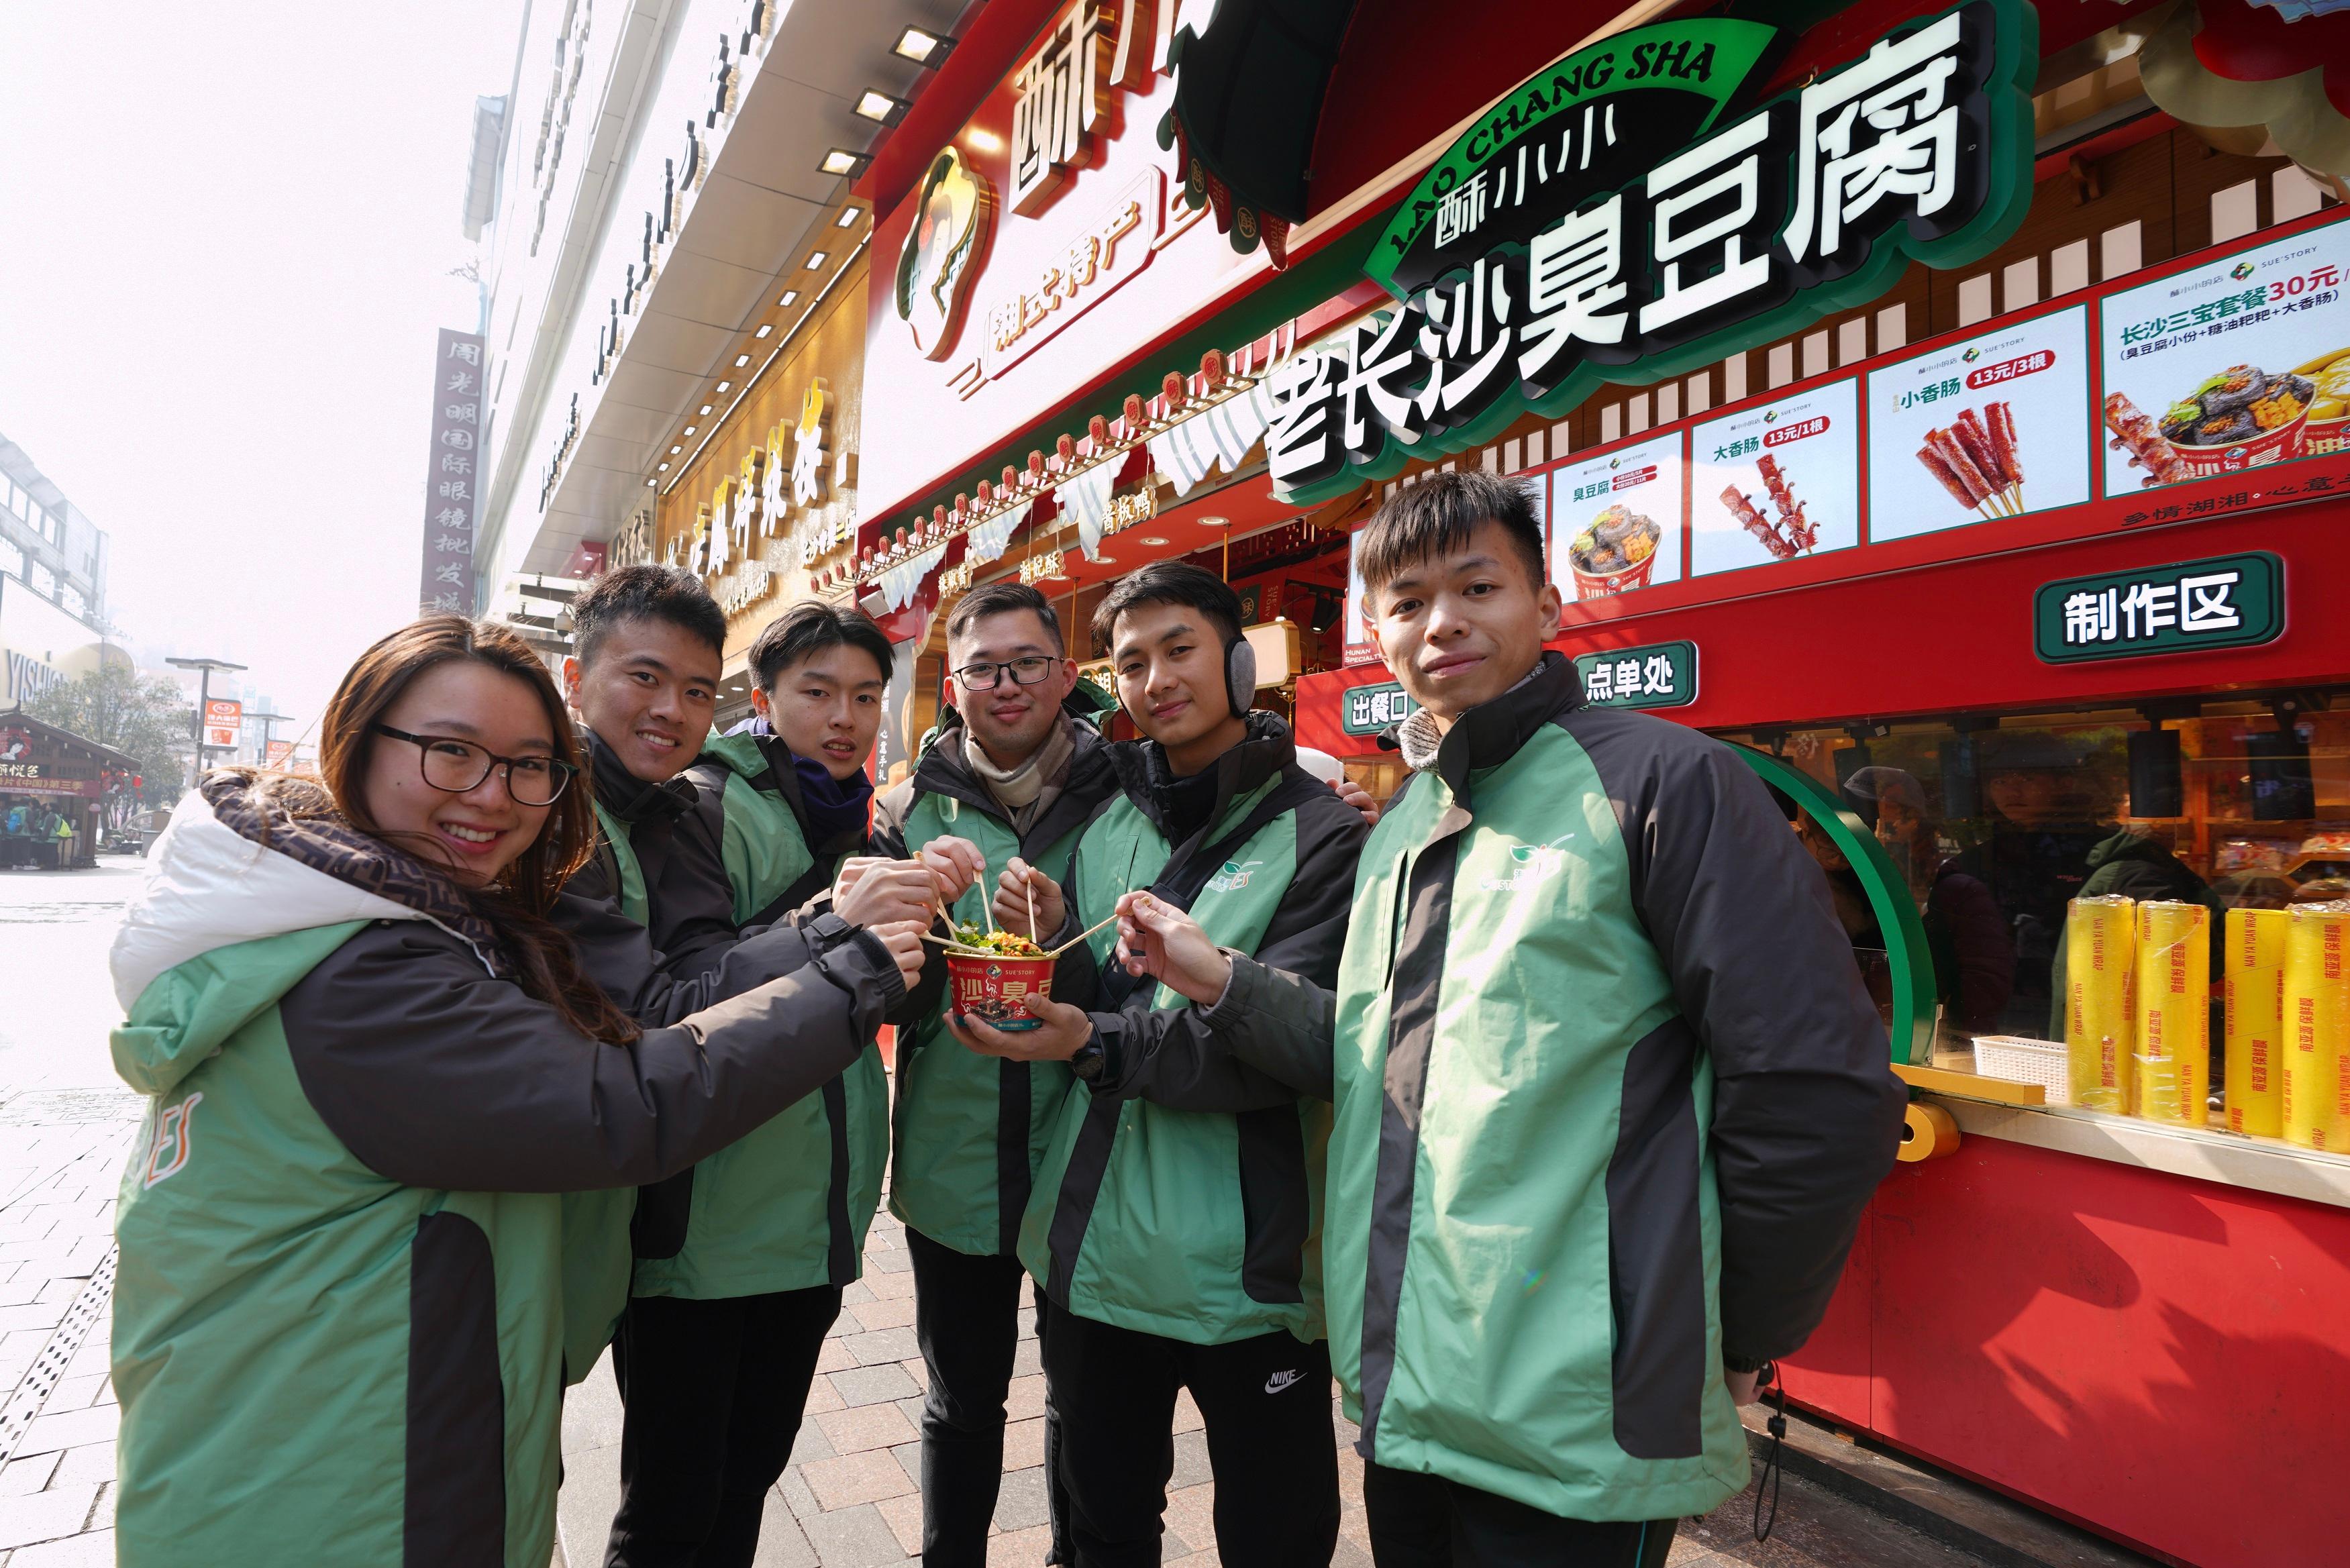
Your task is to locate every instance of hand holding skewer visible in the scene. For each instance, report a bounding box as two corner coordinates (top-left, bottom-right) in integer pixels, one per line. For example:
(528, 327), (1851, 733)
(992, 857), (1064, 939)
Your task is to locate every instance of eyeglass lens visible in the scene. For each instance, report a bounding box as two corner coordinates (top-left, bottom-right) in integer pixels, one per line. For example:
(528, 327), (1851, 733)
(417, 739), (570, 805)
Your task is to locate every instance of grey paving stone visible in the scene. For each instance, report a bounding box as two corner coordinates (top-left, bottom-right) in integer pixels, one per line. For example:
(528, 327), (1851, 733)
(797, 1502), (915, 1566)
(829, 1363), (920, 1408)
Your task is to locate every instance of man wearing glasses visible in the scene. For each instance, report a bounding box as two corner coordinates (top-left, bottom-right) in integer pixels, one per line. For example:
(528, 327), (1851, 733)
(866, 580), (1119, 1567)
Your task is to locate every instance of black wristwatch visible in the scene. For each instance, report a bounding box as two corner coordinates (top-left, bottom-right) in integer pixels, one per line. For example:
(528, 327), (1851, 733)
(1070, 1035), (1107, 1082)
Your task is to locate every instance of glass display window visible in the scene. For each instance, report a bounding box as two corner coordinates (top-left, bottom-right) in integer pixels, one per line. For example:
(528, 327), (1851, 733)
(1719, 690), (2350, 1151)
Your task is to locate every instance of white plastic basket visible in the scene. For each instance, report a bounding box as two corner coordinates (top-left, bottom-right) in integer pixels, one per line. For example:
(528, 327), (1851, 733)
(1972, 1035), (2071, 1106)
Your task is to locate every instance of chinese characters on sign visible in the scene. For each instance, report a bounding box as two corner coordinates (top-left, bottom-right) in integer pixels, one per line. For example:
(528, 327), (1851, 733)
(420, 329), (487, 615)
(984, 169), (1161, 377)
(1009, 0), (1149, 215)
(2033, 553), (2282, 663)
(203, 700), (243, 752)
(1269, 1), (2024, 505)
(1571, 641), (1698, 709)
(1341, 683), (1417, 735)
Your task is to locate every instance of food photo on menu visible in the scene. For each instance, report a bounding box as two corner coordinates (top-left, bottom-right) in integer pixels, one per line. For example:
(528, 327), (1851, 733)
(1688, 379), (1859, 576)
(1866, 305), (2093, 541)
(2099, 223), (2347, 491)
(1547, 431), (1683, 600)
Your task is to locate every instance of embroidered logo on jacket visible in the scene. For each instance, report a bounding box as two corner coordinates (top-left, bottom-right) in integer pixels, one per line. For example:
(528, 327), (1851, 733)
(1206, 859), (1264, 893)
(1479, 834), (1576, 893)
(140, 1092), (203, 1189)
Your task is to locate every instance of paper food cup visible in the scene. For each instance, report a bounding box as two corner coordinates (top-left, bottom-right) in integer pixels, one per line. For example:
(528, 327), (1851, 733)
(1569, 552), (1659, 600)
(2164, 409), (2310, 476)
(946, 952), (1056, 1031)
(2290, 350), (2349, 454)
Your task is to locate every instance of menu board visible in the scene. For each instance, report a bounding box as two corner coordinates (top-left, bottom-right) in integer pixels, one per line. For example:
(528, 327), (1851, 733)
(2100, 224), (2350, 496)
(1688, 379), (1860, 578)
(1547, 433), (1683, 603)
(1868, 305), (2092, 541)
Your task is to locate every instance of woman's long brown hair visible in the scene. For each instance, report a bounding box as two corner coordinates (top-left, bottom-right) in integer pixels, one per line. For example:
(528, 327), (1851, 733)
(315, 615), (640, 1045)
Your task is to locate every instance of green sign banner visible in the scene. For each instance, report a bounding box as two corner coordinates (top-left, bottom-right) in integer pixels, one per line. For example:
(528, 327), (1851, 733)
(2033, 552), (2283, 664)
(1265, 0), (2037, 506)
(1368, 19), (1780, 299)
(1572, 641), (1698, 709)
(1342, 681), (1417, 735)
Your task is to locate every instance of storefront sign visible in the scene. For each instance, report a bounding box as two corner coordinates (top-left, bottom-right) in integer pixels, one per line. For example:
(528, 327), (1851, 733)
(1868, 304), (2092, 538)
(1573, 640), (1698, 707)
(1009, 0), (1152, 216)
(1266, 0), (2034, 505)
(421, 328), (487, 615)
(2099, 225), (2349, 496)
(2033, 552), (2282, 663)
(985, 168), (1160, 378)
(1342, 682), (1417, 735)
(1689, 378), (1859, 576)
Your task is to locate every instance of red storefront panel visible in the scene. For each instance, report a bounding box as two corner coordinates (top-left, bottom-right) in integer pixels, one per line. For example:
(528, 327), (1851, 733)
(1782, 1140), (2350, 1568)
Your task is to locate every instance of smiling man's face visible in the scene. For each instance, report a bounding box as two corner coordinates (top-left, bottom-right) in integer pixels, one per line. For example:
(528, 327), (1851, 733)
(1111, 600), (1247, 777)
(564, 615), (722, 782)
(760, 642), (888, 781)
(1365, 519), (1561, 728)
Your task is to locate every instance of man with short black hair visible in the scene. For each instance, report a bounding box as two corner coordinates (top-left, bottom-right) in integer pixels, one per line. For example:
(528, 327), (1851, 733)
(607, 599), (925, 1567)
(1107, 471), (1905, 1567)
(952, 561), (1367, 1568)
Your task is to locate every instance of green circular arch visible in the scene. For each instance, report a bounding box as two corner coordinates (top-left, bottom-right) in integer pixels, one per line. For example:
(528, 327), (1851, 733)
(1727, 743), (1938, 1067)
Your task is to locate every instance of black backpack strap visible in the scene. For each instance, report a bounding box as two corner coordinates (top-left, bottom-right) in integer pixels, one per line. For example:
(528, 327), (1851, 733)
(1098, 768), (1328, 1010)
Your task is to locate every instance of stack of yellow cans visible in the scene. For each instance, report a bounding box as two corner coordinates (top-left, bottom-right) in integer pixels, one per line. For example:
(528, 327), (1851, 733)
(2225, 907), (2288, 1139)
(2282, 902), (2350, 1151)
(2134, 901), (2210, 1127)
(2065, 896), (2136, 1114)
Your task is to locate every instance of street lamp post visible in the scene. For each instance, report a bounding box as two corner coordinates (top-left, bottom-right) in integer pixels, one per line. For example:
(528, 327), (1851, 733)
(244, 711), (293, 770)
(164, 656), (248, 791)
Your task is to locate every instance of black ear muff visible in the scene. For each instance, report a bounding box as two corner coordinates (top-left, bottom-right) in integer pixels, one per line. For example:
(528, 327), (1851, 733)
(1225, 636), (1258, 720)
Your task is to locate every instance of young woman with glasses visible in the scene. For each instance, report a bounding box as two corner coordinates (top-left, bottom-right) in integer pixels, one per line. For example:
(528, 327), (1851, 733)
(105, 615), (927, 1568)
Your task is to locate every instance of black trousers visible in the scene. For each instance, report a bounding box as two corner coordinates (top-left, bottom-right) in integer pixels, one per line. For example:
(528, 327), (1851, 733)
(604, 1284), (843, 1568)
(1361, 1462), (1678, 1568)
(1041, 1305), (1338, 1567)
(906, 1227), (1072, 1566)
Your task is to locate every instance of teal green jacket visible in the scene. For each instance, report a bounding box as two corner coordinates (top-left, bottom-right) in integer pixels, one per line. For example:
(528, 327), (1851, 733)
(870, 702), (1120, 1256)
(108, 776), (898, 1565)
(1018, 715), (1366, 1345)
(633, 728), (888, 1298)
(1188, 658), (1904, 1520)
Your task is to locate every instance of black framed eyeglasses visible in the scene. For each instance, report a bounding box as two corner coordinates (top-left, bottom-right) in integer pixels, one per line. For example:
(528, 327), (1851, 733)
(952, 656), (1059, 692)
(372, 725), (578, 806)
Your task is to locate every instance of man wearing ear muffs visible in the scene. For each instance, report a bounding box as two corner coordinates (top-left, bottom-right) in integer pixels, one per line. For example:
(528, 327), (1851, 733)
(947, 560), (1368, 1567)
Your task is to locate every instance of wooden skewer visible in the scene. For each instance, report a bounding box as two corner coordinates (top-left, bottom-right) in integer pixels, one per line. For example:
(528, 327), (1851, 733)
(1027, 881), (1037, 947)
(1048, 911), (1123, 959)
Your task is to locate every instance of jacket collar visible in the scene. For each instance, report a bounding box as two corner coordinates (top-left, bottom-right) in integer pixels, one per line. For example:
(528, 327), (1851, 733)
(1431, 651), (1582, 804)
(909, 711), (1119, 853)
(586, 729), (696, 826)
(1109, 711), (1297, 844)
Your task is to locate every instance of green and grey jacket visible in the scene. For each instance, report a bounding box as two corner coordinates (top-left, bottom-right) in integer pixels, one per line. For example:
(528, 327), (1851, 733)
(870, 697), (1120, 1257)
(1018, 713), (1368, 1345)
(550, 731), (846, 1380)
(1191, 656), (1903, 1520)
(633, 727), (885, 1298)
(107, 775), (901, 1567)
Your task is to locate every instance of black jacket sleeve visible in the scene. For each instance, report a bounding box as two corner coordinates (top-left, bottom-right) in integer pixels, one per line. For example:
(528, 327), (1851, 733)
(555, 886), (835, 1029)
(1084, 793), (1366, 1110)
(282, 919), (905, 1193)
(869, 779), (954, 1033)
(642, 766), (831, 980)
(1585, 711), (1906, 1369)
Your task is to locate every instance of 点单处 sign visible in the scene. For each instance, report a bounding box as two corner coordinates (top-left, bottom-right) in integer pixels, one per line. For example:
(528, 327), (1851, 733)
(1574, 641), (1698, 708)
(2033, 552), (2282, 664)
(1688, 378), (1857, 577)
(1549, 432), (1682, 603)
(2100, 223), (2348, 496)
(1868, 305), (2092, 540)
(1265, 0), (2036, 505)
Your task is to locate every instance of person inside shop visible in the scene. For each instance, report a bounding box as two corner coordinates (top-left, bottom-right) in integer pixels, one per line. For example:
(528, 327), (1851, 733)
(550, 567), (947, 1443)
(2041, 778), (2227, 1045)
(602, 600), (927, 1567)
(1970, 731), (2112, 1037)
(1092, 472), (1904, 1567)
(106, 615), (924, 1568)
(1839, 766), (2014, 1041)
(860, 580), (1120, 1567)
(946, 561), (1370, 1568)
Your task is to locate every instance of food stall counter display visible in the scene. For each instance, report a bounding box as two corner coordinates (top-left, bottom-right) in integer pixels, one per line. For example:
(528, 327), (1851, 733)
(2224, 906), (2288, 1139)
(2064, 895), (2136, 1114)
(2281, 901), (2350, 1149)
(2133, 900), (2210, 1127)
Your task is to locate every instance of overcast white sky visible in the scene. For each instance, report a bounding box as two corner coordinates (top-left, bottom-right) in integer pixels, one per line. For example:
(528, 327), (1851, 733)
(0, 1), (526, 736)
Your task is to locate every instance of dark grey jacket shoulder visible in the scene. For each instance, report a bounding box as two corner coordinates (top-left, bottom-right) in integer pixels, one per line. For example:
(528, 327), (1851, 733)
(280, 918), (903, 1194)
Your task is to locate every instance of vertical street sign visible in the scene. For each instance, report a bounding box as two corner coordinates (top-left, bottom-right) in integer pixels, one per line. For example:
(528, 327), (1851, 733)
(421, 327), (488, 614)
(203, 699), (244, 751)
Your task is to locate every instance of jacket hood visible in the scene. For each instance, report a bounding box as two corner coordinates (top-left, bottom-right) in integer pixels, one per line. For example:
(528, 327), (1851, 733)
(110, 778), (499, 1098)
(2084, 827), (2181, 871)
(1108, 711), (1298, 843)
